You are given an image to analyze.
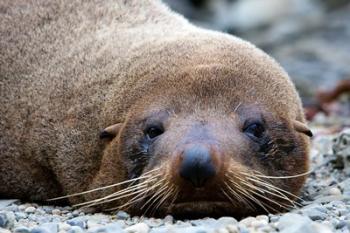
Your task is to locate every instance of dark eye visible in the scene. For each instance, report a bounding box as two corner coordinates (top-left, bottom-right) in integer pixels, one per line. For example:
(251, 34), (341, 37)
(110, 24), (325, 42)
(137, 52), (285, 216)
(244, 122), (265, 138)
(145, 126), (164, 139)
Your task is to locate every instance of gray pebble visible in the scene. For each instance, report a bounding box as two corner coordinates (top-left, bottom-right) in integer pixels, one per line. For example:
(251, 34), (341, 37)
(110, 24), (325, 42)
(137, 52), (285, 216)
(31, 223), (58, 233)
(217, 217), (238, 226)
(163, 215), (174, 224)
(115, 211), (129, 220)
(67, 226), (84, 233)
(25, 207), (36, 214)
(0, 211), (15, 229)
(124, 223), (150, 233)
(14, 227), (31, 233)
(67, 217), (87, 229)
(144, 218), (163, 228)
(0, 200), (19, 209)
(15, 212), (28, 221)
(0, 213), (9, 228)
(302, 208), (328, 221)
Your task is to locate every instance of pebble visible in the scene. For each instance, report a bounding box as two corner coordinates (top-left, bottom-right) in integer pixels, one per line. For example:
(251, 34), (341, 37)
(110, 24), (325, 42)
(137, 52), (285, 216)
(24, 207), (36, 214)
(0, 200), (19, 209)
(67, 226), (84, 233)
(301, 208), (328, 221)
(0, 229), (11, 233)
(163, 215), (173, 224)
(13, 227), (31, 233)
(67, 217), (87, 229)
(116, 211), (130, 220)
(328, 187), (342, 196)
(51, 210), (61, 216)
(31, 223), (59, 233)
(124, 223), (150, 233)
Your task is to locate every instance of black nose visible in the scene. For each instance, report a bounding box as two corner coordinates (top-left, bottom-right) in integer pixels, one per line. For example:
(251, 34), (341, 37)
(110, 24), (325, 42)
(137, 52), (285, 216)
(179, 145), (216, 187)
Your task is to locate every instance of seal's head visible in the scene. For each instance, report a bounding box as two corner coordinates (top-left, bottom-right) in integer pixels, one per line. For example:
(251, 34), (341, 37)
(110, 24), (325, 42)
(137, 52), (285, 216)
(95, 35), (312, 218)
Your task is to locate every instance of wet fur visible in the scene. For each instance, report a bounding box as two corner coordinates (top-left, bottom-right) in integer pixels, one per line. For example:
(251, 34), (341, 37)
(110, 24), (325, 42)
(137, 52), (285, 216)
(0, 0), (309, 216)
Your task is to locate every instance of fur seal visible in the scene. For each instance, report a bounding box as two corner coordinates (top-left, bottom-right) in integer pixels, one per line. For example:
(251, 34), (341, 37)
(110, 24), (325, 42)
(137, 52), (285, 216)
(0, 0), (312, 218)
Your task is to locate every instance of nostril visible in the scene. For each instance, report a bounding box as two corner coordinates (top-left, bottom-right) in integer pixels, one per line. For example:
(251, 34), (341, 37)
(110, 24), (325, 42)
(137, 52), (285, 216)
(179, 145), (216, 187)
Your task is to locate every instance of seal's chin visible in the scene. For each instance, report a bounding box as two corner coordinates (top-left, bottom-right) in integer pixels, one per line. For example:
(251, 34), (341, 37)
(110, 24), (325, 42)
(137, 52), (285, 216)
(166, 201), (236, 219)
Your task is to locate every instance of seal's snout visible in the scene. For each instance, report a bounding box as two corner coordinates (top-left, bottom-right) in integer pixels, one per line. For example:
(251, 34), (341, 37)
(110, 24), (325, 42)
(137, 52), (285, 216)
(179, 145), (217, 187)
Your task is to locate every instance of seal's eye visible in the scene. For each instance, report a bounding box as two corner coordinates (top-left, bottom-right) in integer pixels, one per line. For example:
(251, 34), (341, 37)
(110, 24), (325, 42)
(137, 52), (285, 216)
(145, 126), (164, 139)
(244, 122), (265, 138)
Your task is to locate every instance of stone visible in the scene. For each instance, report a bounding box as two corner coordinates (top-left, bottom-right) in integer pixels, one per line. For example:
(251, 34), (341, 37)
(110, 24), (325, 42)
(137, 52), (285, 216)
(328, 187), (342, 196)
(0, 200), (19, 209)
(239, 217), (256, 227)
(31, 223), (59, 233)
(144, 218), (163, 228)
(278, 213), (333, 233)
(67, 226), (84, 233)
(51, 209), (61, 216)
(163, 215), (174, 224)
(67, 217), (87, 229)
(302, 207), (328, 221)
(0, 229), (11, 233)
(0, 213), (8, 228)
(0, 212), (15, 229)
(115, 211), (129, 220)
(24, 207), (36, 214)
(124, 223), (150, 233)
(217, 217), (238, 226)
(14, 227), (31, 233)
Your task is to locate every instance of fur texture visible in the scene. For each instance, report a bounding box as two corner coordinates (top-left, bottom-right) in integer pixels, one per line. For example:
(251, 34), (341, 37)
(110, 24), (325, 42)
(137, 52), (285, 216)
(0, 0), (309, 217)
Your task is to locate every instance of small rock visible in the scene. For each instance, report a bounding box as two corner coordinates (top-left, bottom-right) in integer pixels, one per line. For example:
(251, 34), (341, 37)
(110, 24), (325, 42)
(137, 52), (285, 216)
(145, 218), (163, 228)
(67, 226), (84, 233)
(239, 217), (255, 227)
(302, 208), (328, 221)
(31, 223), (59, 233)
(116, 211), (129, 220)
(51, 209), (61, 215)
(0, 213), (9, 228)
(225, 224), (239, 233)
(87, 223), (124, 233)
(14, 227), (31, 233)
(163, 215), (174, 224)
(124, 223), (150, 233)
(328, 187), (342, 196)
(67, 217), (87, 229)
(217, 217), (238, 226)
(24, 207), (36, 214)
(0, 212), (15, 229)
(58, 223), (71, 231)
(0, 200), (19, 209)
(0, 229), (11, 233)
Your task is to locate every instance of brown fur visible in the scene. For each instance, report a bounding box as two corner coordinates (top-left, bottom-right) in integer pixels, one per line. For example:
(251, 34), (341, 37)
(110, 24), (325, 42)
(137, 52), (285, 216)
(0, 0), (310, 217)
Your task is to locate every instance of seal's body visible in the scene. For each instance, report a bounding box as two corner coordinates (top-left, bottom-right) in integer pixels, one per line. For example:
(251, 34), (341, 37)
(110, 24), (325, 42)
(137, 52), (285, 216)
(0, 0), (311, 217)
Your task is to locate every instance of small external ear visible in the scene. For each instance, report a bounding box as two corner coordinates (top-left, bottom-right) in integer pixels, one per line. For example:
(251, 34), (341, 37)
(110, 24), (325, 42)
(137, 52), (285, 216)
(293, 120), (313, 137)
(100, 123), (122, 140)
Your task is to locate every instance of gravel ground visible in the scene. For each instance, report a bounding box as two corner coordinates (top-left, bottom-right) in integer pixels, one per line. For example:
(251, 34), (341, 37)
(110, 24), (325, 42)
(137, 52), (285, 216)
(1, 124), (350, 233)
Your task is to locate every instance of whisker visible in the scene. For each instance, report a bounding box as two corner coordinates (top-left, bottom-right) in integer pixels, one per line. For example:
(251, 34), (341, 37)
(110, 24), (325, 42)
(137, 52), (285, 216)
(224, 181), (257, 211)
(81, 186), (150, 209)
(48, 168), (160, 201)
(235, 184), (270, 213)
(105, 181), (163, 211)
(243, 170), (312, 179)
(242, 172), (305, 203)
(244, 176), (302, 207)
(72, 180), (155, 207)
(142, 183), (168, 215)
(240, 180), (294, 211)
(236, 176), (299, 208)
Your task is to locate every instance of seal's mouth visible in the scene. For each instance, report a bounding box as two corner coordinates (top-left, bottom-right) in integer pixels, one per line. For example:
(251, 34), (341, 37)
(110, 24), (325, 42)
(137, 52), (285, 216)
(167, 201), (235, 219)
